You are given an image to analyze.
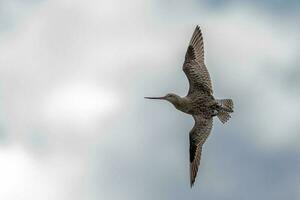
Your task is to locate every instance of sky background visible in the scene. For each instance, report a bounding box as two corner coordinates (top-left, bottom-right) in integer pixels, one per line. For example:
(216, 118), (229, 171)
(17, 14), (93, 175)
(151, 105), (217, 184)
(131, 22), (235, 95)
(0, 0), (300, 199)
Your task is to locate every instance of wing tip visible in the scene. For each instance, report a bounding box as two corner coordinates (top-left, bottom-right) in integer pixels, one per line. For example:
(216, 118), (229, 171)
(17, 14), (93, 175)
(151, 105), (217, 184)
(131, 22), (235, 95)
(189, 25), (204, 51)
(190, 179), (195, 188)
(195, 25), (202, 32)
(189, 160), (198, 188)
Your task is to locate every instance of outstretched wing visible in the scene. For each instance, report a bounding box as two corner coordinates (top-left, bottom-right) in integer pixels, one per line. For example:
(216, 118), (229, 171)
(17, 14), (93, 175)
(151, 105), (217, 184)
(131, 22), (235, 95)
(189, 115), (213, 187)
(183, 26), (213, 95)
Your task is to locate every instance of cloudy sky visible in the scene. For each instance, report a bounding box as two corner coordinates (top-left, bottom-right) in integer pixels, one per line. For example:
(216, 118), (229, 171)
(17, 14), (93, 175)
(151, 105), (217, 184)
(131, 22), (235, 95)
(0, 0), (299, 199)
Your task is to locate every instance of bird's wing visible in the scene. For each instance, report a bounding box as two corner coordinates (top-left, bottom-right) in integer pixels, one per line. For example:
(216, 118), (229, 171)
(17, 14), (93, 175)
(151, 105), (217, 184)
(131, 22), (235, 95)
(183, 26), (213, 95)
(189, 115), (213, 187)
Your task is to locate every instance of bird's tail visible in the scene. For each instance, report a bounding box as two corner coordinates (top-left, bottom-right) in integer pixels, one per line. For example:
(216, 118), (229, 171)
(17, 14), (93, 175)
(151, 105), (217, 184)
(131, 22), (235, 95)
(216, 99), (234, 124)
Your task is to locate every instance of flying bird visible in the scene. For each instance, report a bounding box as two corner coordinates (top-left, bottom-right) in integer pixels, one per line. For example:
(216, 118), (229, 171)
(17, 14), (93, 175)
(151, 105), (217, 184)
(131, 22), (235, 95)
(145, 26), (234, 187)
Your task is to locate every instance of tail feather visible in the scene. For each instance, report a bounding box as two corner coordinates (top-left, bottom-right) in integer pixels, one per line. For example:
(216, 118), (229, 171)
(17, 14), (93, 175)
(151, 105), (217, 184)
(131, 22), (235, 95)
(217, 111), (231, 124)
(217, 99), (234, 112)
(217, 99), (233, 124)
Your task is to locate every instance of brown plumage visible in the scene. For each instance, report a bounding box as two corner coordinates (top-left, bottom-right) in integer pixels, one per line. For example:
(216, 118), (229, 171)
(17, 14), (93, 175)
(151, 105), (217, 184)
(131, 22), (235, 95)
(145, 26), (234, 187)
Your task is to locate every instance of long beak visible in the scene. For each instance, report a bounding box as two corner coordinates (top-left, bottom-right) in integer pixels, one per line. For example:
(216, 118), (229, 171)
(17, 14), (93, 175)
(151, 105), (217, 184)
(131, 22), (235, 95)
(144, 96), (165, 100)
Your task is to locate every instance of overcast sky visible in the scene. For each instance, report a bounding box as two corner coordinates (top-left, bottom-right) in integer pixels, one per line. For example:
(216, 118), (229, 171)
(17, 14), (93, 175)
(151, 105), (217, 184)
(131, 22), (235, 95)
(0, 0), (299, 200)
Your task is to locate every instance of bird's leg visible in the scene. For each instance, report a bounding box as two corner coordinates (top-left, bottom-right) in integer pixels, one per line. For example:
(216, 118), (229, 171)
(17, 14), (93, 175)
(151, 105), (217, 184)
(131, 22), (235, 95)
(211, 110), (219, 117)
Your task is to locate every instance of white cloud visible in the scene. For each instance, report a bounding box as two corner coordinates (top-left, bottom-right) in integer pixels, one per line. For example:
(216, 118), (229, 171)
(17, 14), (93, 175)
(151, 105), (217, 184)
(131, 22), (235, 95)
(41, 80), (120, 125)
(0, 147), (58, 200)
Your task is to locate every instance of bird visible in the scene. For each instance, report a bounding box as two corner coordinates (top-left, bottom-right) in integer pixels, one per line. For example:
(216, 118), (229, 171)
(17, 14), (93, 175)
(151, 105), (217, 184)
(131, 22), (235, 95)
(145, 26), (234, 187)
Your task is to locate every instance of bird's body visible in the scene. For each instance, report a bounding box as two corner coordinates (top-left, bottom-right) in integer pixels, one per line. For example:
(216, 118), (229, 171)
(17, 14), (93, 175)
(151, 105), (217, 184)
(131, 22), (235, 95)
(145, 26), (234, 187)
(171, 94), (216, 116)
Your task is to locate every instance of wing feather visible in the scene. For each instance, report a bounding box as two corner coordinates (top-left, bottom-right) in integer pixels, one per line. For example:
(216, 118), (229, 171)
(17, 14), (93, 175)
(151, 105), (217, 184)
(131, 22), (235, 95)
(189, 115), (213, 187)
(183, 26), (213, 95)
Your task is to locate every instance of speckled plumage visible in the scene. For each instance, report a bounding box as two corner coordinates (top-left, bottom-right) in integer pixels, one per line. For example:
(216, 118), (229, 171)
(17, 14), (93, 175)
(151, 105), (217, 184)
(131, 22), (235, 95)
(145, 26), (234, 187)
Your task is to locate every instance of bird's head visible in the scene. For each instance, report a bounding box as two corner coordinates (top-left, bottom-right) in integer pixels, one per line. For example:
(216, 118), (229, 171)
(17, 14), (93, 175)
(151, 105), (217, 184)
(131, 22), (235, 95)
(144, 93), (180, 104)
